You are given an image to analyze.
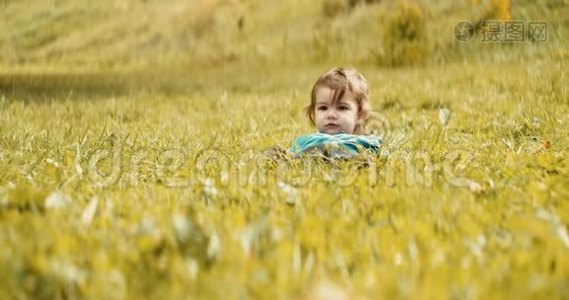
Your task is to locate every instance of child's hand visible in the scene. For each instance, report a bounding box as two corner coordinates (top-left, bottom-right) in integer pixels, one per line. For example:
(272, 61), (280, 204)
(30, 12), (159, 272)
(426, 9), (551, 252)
(262, 145), (290, 161)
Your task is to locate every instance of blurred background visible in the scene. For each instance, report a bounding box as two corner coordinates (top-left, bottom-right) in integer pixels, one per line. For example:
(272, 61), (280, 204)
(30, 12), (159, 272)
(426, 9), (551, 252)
(0, 0), (567, 95)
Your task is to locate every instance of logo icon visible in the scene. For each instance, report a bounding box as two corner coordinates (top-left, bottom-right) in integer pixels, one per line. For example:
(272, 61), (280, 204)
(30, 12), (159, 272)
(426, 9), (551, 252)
(454, 21), (475, 42)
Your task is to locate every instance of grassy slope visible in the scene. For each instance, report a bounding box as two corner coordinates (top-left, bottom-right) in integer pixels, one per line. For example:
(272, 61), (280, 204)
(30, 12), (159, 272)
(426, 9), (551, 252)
(1, 0), (569, 299)
(1, 0), (567, 72)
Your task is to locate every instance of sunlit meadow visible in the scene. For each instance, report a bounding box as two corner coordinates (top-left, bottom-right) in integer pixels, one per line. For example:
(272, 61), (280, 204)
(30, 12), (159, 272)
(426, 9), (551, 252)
(1, 0), (568, 299)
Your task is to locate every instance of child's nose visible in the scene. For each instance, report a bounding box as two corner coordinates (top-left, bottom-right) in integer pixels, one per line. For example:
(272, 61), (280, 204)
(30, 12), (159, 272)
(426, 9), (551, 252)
(327, 109), (338, 119)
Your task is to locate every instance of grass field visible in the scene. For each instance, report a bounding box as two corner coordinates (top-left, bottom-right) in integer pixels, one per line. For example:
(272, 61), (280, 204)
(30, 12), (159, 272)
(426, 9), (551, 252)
(1, 0), (569, 299)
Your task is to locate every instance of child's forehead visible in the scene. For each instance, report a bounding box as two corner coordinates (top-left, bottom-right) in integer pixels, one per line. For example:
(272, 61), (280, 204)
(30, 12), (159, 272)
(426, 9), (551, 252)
(314, 85), (356, 103)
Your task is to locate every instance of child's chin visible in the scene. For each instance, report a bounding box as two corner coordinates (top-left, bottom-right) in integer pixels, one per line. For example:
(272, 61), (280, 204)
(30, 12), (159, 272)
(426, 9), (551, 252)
(319, 129), (345, 135)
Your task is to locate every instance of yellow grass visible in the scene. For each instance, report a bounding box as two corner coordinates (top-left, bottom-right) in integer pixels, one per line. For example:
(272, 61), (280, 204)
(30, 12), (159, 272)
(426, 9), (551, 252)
(1, 0), (568, 299)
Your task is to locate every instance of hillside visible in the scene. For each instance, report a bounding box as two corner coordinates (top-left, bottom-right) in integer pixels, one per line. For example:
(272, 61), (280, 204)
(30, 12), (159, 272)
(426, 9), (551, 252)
(0, 0), (567, 74)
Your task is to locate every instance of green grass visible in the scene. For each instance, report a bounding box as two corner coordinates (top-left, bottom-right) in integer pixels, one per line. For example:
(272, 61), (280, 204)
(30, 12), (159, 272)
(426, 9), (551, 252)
(1, 0), (569, 299)
(1, 60), (568, 299)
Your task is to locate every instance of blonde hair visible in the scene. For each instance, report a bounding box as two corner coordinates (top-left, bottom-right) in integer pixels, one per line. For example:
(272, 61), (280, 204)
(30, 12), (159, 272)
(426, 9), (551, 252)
(305, 67), (372, 134)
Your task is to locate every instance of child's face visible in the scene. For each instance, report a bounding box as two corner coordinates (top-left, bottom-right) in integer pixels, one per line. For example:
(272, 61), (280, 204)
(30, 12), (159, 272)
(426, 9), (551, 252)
(314, 86), (360, 135)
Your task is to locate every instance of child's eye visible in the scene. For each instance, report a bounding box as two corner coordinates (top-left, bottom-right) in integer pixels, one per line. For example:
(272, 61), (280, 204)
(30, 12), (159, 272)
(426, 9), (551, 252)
(339, 106), (349, 110)
(318, 106), (327, 111)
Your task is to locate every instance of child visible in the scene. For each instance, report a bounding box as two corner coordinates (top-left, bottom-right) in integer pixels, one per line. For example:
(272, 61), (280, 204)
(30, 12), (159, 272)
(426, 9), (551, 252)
(288, 67), (381, 159)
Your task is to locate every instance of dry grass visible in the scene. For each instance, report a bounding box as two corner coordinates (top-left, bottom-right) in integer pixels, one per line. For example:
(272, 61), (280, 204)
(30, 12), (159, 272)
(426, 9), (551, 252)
(1, 0), (568, 299)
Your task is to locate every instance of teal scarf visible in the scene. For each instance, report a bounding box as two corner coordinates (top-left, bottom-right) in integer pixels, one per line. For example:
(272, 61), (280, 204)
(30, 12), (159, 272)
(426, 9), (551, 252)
(289, 133), (382, 158)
